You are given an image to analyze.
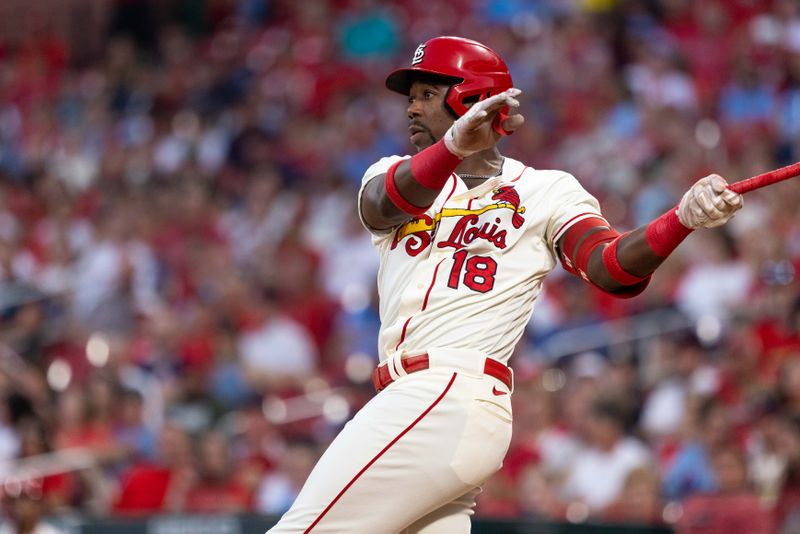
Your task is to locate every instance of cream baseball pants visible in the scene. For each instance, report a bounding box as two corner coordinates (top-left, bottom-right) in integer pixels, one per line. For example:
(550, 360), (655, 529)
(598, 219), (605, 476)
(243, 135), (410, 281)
(267, 364), (513, 533)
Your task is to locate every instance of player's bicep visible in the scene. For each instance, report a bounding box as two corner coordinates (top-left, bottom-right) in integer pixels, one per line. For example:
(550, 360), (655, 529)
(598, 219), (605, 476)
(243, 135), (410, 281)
(358, 156), (412, 234)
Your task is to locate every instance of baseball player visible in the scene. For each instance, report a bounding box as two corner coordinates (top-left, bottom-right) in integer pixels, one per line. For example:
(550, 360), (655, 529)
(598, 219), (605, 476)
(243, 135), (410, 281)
(268, 36), (743, 533)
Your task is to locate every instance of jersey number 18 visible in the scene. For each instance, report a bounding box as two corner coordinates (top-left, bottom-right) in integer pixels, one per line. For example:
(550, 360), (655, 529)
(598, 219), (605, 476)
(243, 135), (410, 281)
(447, 251), (497, 293)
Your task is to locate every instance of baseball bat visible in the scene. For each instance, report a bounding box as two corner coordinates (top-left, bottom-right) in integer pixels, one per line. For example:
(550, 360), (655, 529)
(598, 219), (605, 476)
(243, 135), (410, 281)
(728, 161), (800, 194)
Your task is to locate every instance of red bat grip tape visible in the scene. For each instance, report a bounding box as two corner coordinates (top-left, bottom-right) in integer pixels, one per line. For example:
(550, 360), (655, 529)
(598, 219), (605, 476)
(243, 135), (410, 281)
(728, 161), (800, 194)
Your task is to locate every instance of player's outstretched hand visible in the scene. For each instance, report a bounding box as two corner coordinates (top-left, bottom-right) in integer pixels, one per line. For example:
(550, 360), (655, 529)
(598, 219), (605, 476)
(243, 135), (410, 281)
(677, 174), (743, 229)
(444, 88), (524, 158)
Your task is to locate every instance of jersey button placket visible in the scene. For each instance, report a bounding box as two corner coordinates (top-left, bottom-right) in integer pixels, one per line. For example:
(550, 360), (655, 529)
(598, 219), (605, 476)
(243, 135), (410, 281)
(396, 253), (439, 317)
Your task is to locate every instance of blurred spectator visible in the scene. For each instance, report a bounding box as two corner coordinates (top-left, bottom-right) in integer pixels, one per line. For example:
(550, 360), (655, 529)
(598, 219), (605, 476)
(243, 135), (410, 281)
(714, 329), (771, 428)
(778, 357), (800, 419)
(0, 490), (61, 534)
(748, 405), (788, 506)
(674, 231), (753, 326)
(773, 414), (800, 532)
(663, 398), (734, 501)
(113, 388), (157, 465)
(604, 353), (645, 431)
(255, 440), (317, 515)
(229, 404), (279, 498)
(625, 41), (698, 112)
(237, 290), (318, 391)
(0, 289), (49, 369)
(603, 467), (664, 525)
(641, 333), (720, 444)
(517, 465), (565, 520)
(561, 395), (651, 513)
(15, 419), (75, 512)
(183, 431), (250, 513)
(71, 206), (159, 331)
(112, 424), (194, 515)
(667, 1), (734, 109)
(208, 329), (253, 409)
(749, 283), (800, 383)
(219, 167), (298, 265)
(0, 397), (19, 462)
(718, 59), (776, 128)
(678, 447), (773, 534)
(506, 382), (579, 480)
(269, 232), (340, 366)
(777, 48), (800, 161)
(53, 385), (116, 463)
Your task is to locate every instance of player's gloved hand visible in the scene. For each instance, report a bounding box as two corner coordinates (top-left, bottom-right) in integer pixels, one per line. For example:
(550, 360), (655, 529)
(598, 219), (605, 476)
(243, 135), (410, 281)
(677, 174), (743, 229)
(443, 88), (524, 158)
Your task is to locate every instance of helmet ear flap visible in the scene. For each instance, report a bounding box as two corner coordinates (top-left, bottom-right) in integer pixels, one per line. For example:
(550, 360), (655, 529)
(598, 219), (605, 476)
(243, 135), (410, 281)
(442, 86), (460, 120)
(445, 85), (498, 118)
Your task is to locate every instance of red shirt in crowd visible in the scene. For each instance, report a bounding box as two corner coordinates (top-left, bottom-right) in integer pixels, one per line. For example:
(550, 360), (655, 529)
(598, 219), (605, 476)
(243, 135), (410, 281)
(183, 480), (251, 513)
(678, 492), (772, 534)
(112, 463), (172, 515)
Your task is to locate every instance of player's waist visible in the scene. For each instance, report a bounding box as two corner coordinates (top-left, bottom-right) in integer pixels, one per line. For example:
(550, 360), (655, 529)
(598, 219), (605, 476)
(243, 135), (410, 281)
(372, 348), (513, 393)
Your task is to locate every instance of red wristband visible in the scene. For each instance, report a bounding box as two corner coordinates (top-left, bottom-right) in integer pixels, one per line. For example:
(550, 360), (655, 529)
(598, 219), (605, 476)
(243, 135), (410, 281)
(384, 160), (429, 216)
(645, 207), (693, 257)
(602, 234), (650, 285)
(410, 138), (462, 190)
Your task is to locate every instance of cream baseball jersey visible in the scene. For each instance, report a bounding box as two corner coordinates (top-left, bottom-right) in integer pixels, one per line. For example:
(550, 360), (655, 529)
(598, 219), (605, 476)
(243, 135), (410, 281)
(358, 155), (604, 365)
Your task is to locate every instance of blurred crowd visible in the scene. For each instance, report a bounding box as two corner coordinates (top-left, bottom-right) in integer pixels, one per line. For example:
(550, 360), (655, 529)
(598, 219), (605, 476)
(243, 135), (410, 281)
(1, 0), (800, 532)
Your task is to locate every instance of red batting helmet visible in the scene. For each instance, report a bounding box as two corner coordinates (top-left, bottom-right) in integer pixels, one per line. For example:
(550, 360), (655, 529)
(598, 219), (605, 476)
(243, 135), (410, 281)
(385, 36), (513, 118)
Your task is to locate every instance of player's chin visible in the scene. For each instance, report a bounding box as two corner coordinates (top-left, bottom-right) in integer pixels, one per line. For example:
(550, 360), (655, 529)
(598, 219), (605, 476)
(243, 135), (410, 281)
(410, 131), (426, 148)
(411, 132), (436, 151)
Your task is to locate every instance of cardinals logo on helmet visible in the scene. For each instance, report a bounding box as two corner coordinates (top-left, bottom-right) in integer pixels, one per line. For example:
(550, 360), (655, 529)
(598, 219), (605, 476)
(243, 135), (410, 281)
(412, 44), (426, 65)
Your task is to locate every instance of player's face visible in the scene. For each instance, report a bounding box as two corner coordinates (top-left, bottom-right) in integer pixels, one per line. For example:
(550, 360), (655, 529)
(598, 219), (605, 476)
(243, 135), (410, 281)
(407, 81), (456, 151)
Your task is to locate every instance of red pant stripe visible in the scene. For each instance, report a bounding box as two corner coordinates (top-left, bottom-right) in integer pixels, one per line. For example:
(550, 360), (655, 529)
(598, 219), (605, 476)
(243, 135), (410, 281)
(304, 373), (458, 532)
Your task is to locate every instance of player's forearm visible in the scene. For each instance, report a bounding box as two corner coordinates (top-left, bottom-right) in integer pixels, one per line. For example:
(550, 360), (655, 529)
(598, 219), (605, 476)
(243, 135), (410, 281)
(612, 226), (667, 276)
(618, 207), (697, 275)
(585, 225), (678, 291)
(577, 175), (744, 295)
(585, 209), (692, 292)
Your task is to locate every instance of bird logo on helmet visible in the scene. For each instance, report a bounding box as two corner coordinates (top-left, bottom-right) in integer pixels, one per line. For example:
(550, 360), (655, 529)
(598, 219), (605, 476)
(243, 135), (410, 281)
(386, 36), (513, 120)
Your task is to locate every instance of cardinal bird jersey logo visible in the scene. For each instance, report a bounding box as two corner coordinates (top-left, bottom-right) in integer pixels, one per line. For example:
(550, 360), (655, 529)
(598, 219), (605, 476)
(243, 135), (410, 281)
(491, 186), (525, 229)
(358, 155), (603, 364)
